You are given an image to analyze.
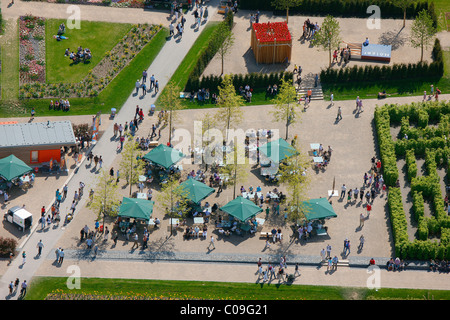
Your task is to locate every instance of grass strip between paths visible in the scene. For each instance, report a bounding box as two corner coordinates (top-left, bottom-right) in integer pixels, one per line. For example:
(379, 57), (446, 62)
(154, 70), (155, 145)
(24, 276), (450, 300)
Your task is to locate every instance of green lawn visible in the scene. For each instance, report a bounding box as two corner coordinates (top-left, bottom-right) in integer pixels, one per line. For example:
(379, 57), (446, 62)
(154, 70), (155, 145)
(24, 277), (450, 300)
(157, 21), (220, 103)
(0, 27), (169, 118)
(45, 19), (133, 84)
(1, 19), (20, 102)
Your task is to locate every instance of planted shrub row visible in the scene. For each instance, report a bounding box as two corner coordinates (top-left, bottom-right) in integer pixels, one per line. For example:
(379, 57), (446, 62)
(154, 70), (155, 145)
(376, 103), (450, 260)
(240, 0), (433, 22)
(187, 71), (293, 93)
(320, 38), (444, 85)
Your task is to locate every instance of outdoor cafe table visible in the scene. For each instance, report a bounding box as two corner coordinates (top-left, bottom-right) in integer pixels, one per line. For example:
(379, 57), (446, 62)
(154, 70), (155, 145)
(261, 166), (278, 176)
(313, 157), (324, 163)
(139, 175), (147, 182)
(148, 219), (155, 226)
(20, 176), (30, 183)
(242, 192), (256, 199)
(255, 218), (265, 226)
(194, 217), (204, 225)
(136, 193), (147, 200)
(170, 218), (179, 228)
(310, 143), (320, 150)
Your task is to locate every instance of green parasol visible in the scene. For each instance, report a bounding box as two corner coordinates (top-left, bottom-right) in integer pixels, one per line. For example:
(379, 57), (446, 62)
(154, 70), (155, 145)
(118, 197), (154, 222)
(0, 155), (33, 181)
(178, 178), (215, 204)
(258, 138), (298, 163)
(143, 144), (184, 169)
(302, 198), (337, 221)
(220, 196), (263, 222)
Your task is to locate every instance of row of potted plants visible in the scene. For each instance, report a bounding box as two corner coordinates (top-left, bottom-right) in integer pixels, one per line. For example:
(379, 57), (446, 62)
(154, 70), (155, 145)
(19, 23), (161, 99)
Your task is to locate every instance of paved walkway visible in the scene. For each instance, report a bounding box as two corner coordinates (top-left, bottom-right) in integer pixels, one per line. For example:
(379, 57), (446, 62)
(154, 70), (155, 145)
(0, 0), (221, 300)
(1, 2), (450, 299)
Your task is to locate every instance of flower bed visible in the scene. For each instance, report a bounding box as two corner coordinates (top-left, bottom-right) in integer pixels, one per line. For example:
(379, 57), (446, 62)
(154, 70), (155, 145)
(19, 23), (161, 99)
(19, 15), (46, 86)
(252, 21), (291, 43)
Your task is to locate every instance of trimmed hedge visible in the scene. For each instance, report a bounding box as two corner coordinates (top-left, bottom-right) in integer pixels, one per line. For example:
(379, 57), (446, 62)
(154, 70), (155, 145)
(320, 38), (444, 84)
(184, 11), (234, 92)
(376, 102), (450, 260)
(188, 71), (294, 93)
(239, 0), (432, 21)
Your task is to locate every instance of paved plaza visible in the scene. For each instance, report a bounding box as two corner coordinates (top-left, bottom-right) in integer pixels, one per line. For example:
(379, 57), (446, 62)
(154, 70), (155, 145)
(0, 0), (449, 300)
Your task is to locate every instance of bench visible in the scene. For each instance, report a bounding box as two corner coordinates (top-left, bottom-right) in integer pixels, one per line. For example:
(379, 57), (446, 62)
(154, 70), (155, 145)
(148, 141), (159, 148)
(259, 232), (282, 240)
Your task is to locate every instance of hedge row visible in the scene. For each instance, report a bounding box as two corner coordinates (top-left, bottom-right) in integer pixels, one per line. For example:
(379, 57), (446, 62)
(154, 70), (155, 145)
(239, 0), (433, 21)
(184, 11), (234, 92)
(376, 103), (450, 260)
(405, 149), (417, 181)
(187, 71), (293, 93)
(399, 114), (450, 141)
(374, 106), (398, 187)
(320, 38), (444, 84)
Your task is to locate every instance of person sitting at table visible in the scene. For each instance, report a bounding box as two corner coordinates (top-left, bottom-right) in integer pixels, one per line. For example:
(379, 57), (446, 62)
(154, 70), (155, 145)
(211, 203), (218, 213)
(248, 186), (254, 193)
(218, 228), (230, 236)
(240, 186), (246, 193)
(202, 225), (208, 239)
(184, 226), (191, 239)
(256, 186), (262, 193)
(250, 225), (256, 234)
(154, 217), (160, 228)
(194, 226), (200, 237)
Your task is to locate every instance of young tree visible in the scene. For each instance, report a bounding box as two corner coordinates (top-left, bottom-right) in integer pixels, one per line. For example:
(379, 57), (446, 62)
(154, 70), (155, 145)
(89, 168), (121, 224)
(271, 78), (300, 140)
(214, 22), (235, 76)
(158, 81), (186, 145)
(393, 0), (415, 28)
(119, 134), (146, 196)
(271, 0), (302, 24)
(197, 111), (217, 170)
(312, 15), (341, 68)
(277, 144), (311, 222)
(410, 9), (437, 62)
(219, 145), (249, 199)
(157, 177), (190, 235)
(216, 74), (244, 142)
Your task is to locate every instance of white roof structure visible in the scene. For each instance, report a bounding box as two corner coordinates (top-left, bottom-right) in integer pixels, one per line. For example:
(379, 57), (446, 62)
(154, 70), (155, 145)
(0, 121), (76, 148)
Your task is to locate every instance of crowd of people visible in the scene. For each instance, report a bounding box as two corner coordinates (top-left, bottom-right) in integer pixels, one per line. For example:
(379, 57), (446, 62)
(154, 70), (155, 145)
(49, 99), (70, 112)
(65, 46), (92, 63)
(301, 19), (320, 41)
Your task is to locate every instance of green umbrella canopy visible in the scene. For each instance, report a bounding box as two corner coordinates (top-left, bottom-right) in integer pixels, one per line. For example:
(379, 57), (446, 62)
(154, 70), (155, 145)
(118, 197), (154, 221)
(220, 196), (263, 222)
(178, 178), (215, 204)
(0, 155), (33, 181)
(258, 138), (298, 163)
(143, 144), (184, 169)
(302, 198), (337, 221)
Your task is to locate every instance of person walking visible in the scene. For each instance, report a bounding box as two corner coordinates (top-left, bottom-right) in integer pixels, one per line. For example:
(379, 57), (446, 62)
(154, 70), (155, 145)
(359, 234), (365, 251)
(58, 249), (65, 264)
(208, 235), (215, 250)
(21, 251), (26, 266)
(20, 280), (28, 297)
(36, 240), (44, 257)
(294, 263), (300, 277)
(154, 80), (159, 93)
(360, 212), (365, 228)
(8, 281), (14, 295)
(326, 244), (332, 258)
(332, 256), (339, 271)
(340, 184), (346, 199)
(99, 156), (103, 169)
(320, 248), (326, 261)
(135, 79), (141, 94)
(142, 70), (147, 83)
(93, 155), (99, 170)
(336, 106), (342, 120)
(327, 257), (332, 272)
(131, 233), (139, 250)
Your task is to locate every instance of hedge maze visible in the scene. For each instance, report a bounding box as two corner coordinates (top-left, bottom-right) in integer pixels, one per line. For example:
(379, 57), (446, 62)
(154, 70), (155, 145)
(375, 102), (450, 260)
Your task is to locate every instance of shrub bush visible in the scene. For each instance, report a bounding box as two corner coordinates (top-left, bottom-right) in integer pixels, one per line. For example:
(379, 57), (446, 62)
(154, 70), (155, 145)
(0, 237), (17, 257)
